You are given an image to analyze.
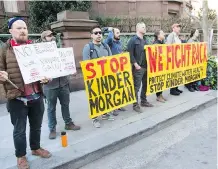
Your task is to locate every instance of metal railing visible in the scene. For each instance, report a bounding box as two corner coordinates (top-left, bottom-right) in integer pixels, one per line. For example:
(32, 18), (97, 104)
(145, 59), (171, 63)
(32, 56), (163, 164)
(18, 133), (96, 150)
(0, 33), (62, 48)
(103, 32), (191, 52)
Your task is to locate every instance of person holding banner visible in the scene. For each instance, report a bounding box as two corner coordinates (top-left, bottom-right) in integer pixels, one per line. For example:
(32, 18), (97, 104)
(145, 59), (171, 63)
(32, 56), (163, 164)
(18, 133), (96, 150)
(0, 17), (51, 169)
(166, 23), (183, 96)
(82, 26), (115, 128)
(127, 22), (154, 113)
(153, 30), (167, 103)
(104, 27), (126, 113)
(185, 28), (203, 92)
(41, 30), (81, 140)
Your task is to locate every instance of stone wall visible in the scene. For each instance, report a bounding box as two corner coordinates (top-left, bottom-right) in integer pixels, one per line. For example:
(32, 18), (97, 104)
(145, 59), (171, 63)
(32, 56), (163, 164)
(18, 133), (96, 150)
(89, 0), (185, 18)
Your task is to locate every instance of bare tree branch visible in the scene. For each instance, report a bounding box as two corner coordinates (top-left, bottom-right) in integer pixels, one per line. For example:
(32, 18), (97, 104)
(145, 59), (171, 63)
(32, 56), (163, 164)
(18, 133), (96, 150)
(184, 7), (202, 27)
(210, 16), (218, 28)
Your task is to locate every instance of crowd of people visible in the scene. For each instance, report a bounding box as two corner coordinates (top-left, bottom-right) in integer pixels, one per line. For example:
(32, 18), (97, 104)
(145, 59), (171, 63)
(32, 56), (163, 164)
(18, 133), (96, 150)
(0, 17), (206, 169)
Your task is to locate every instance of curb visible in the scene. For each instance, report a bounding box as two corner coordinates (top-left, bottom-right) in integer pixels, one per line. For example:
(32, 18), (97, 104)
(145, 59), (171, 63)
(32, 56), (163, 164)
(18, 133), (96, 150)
(54, 95), (217, 169)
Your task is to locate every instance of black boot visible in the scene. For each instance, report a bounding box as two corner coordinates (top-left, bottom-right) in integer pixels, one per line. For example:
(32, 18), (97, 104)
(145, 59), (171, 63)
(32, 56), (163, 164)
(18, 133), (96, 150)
(185, 84), (195, 92)
(193, 84), (200, 91)
(170, 89), (180, 96)
(188, 87), (195, 92)
(176, 87), (183, 93)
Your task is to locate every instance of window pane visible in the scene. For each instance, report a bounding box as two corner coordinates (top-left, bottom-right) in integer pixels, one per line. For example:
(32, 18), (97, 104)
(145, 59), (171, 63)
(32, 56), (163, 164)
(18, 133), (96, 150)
(3, 0), (18, 13)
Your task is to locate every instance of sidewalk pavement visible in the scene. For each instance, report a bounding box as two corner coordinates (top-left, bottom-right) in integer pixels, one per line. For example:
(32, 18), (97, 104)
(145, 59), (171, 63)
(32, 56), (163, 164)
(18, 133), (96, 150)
(0, 87), (217, 169)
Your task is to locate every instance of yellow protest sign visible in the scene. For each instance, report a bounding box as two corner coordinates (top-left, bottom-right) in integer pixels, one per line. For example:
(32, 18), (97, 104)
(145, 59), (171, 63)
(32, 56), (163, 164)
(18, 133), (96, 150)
(145, 42), (207, 95)
(80, 52), (136, 119)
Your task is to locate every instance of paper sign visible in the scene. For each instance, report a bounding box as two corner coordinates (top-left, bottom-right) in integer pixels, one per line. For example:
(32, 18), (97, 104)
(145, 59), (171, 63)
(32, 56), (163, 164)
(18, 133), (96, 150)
(13, 42), (76, 84)
(80, 52), (136, 119)
(145, 42), (207, 94)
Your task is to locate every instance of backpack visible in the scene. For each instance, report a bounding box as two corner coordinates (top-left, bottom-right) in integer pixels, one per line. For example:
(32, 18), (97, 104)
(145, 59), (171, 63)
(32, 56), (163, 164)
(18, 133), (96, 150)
(88, 42), (110, 59)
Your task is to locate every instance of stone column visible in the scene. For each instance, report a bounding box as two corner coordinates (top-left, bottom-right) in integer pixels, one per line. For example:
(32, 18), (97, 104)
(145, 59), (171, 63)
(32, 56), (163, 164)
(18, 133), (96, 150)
(50, 11), (98, 92)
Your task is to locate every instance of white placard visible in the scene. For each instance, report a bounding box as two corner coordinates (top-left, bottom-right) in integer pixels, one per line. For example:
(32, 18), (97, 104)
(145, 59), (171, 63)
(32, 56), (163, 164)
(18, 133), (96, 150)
(57, 47), (77, 75)
(13, 41), (76, 84)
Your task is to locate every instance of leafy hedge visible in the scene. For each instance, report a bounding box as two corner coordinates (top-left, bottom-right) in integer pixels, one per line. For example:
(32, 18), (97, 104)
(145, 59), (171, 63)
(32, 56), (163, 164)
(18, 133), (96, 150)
(201, 56), (218, 90)
(28, 1), (91, 33)
(94, 16), (195, 33)
(103, 34), (155, 52)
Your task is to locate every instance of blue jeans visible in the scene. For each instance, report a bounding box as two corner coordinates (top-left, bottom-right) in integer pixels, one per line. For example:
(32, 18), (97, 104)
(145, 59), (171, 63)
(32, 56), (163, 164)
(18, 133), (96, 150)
(44, 85), (72, 132)
(8, 96), (44, 157)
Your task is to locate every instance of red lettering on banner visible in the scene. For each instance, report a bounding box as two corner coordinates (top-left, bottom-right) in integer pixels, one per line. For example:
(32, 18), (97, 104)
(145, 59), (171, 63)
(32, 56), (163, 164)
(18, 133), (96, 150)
(148, 46), (157, 73)
(196, 44), (200, 64)
(119, 56), (127, 71)
(200, 43), (204, 62)
(97, 59), (107, 76)
(203, 43), (207, 61)
(172, 45), (175, 69)
(110, 58), (119, 73)
(166, 46), (172, 70)
(175, 45), (181, 68)
(192, 44), (196, 65)
(158, 46), (163, 71)
(86, 63), (96, 79)
(185, 44), (191, 66)
(181, 44), (186, 67)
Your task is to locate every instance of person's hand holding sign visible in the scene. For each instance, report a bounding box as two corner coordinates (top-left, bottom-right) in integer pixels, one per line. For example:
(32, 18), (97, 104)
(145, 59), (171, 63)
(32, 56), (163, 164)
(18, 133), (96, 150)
(134, 63), (141, 70)
(0, 71), (8, 82)
(40, 77), (52, 84)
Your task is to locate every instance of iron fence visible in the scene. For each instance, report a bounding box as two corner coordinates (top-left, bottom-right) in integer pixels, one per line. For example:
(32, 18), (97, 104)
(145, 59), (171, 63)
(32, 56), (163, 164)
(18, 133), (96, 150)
(0, 33), (62, 48)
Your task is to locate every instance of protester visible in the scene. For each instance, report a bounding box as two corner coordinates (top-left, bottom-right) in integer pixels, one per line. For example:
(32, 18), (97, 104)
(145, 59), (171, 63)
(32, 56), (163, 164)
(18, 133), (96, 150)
(82, 26), (115, 128)
(104, 27), (126, 113)
(127, 22), (153, 113)
(153, 30), (167, 103)
(180, 35), (187, 43)
(41, 30), (81, 140)
(166, 23), (183, 96)
(185, 28), (202, 92)
(104, 27), (122, 55)
(0, 17), (51, 169)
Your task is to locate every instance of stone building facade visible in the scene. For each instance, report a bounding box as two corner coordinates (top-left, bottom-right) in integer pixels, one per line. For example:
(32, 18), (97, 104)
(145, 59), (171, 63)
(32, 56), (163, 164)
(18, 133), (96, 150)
(0, 0), (189, 32)
(90, 0), (186, 18)
(0, 1), (28, 33)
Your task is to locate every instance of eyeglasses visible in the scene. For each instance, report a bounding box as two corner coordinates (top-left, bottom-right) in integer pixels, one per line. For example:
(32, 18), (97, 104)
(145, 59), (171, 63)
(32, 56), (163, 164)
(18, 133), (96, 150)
(93, 31), (102, 35)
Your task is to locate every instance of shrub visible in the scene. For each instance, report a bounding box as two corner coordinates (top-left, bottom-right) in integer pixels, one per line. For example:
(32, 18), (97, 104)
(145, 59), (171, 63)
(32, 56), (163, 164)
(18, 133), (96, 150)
(28, 1), (91, 33)
(202, 56), (218, 90)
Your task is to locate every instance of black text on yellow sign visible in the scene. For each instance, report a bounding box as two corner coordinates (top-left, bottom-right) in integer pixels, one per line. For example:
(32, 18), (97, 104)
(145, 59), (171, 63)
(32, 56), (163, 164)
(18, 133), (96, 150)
(145, 43), (208, 94)
(80, 53), (136, 119)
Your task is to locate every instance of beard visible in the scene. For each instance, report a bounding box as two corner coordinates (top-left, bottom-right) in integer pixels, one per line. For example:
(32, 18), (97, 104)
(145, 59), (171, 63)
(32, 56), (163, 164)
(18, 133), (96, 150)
(15, 35), (28, 44)
(114, 36), (120, 40)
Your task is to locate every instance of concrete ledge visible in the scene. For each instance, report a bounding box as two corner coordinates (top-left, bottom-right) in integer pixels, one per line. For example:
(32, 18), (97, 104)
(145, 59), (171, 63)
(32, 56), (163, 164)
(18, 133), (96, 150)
(6, 91), (217, 169)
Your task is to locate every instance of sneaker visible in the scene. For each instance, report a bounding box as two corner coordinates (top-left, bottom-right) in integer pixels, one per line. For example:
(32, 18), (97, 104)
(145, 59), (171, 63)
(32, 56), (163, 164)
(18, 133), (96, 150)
(193, 85), (200, 91)
(49, 130), (56, 140)
(176, 88), (183, 93)
(92, 119), (101, 128)
(170, 89), (180, 96)
(112, 110), (119, 116)
(117, 107), (126, 111)
(102, 114), (115, 120)
(185, 85), (195, 92)
(17, 156), (29, 169)
(188, 87), (195, 92)
(32, 148), (52, 158)
(141, 101), (154, 107)
(133, 105), (143, 113)
(157, 96), (165, 103)
(65, 122), (81, 130)
(162, 95), (167, 101)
